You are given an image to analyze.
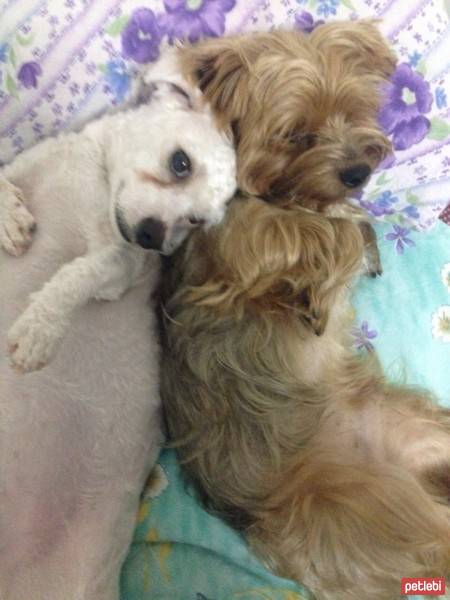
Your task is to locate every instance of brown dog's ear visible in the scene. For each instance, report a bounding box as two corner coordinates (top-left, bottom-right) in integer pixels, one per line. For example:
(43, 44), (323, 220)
(179, 35), (268, 127)
(310, 20), (397, 80)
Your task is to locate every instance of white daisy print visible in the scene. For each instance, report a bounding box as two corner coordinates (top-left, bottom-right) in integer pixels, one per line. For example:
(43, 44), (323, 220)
(441, 263), (450, 291)
(142, 464), (169, 500)
(431, 306), (450, 343)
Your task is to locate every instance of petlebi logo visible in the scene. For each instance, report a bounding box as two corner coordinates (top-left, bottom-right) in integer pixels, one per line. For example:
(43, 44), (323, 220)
(401, 578), (446, 596)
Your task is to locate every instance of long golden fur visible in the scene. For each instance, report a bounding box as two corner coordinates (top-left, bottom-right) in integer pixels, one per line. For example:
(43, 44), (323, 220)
(159, 21), (450, 600)
(160, 197), (450, 600)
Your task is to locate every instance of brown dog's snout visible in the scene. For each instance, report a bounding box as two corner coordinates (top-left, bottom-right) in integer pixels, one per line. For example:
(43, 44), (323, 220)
(135, 218), (166, 250)
(339, 164), (371, 189)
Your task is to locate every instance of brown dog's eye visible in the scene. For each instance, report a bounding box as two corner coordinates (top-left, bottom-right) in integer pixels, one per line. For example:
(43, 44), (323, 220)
(365, 143), (388, 162)
(288, 132), (317, 152)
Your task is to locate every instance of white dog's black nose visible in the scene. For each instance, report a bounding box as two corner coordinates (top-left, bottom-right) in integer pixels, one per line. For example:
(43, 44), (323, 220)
(135, 218), (166, 250)
(339, 164), (371, 188)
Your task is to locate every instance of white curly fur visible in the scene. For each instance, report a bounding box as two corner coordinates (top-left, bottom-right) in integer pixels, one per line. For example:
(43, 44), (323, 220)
(0, 68), (235, 599)
(1, 79), (235, 373)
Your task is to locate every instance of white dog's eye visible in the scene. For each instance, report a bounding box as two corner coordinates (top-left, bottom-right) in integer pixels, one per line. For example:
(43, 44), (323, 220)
(170, 149), (192, 179)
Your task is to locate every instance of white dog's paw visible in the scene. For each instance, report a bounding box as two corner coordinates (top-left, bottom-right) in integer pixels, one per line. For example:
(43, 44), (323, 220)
(7, 310), (61, 373)
(0, 186), (36, 256)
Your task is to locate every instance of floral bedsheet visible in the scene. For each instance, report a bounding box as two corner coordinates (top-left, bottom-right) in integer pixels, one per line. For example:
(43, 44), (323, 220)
(0, 2), (449, 599)
(0, 0), (450, 231)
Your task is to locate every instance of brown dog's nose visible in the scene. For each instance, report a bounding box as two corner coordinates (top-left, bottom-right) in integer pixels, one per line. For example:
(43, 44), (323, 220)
(135, 218), (166, 250)
(339, 164), (371, 189)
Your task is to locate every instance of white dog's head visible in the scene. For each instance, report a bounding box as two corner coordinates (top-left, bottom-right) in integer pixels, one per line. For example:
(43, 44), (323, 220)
(105, 78), (236, 255)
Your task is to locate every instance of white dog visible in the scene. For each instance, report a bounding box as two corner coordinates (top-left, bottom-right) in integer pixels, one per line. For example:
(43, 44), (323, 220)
(1, 78), (235, 373)
(0, 68), (236, 599)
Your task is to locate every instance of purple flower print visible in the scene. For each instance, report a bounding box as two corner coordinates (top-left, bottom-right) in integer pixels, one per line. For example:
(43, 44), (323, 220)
(69, 82), (80, 96)
(352, 321), (377, 352)
(295, 11), (324, 33)
(121, 8), (163, 64)
(378, 63), (433, 151)
(160, 0), (236, 44)
(17, 61), (42, 89)
(360, 190), (398, 217)
(408, 51), (421, 67)
(385, 225), (415, 254)
(402, 204), (420, 219)
(317, 0), (339, 17)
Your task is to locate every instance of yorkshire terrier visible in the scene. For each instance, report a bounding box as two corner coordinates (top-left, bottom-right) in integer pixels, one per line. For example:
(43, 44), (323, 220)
(159, 20), (450, 600)
(178, 19), (397, 276)
(160, 196), (450, 599)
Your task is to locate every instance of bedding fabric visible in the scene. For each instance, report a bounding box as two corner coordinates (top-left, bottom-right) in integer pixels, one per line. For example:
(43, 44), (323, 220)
(0, 1), (449, 599)
(0, 0), (449, 231)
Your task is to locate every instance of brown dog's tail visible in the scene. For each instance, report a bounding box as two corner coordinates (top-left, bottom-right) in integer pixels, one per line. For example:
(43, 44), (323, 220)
(250, 459), (450, 600)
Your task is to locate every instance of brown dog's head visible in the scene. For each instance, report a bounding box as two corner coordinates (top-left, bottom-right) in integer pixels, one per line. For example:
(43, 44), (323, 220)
(180, 20), (396, 209)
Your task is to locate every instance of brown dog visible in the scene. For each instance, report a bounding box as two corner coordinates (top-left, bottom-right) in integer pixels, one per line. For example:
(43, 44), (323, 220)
(160, 196), (450, 600)
(158, 21), (450, 600)
(179, 20), (396, 275)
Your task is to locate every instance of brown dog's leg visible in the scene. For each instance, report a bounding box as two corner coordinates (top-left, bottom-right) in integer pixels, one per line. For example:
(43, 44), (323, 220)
(359, 221), (382, 278)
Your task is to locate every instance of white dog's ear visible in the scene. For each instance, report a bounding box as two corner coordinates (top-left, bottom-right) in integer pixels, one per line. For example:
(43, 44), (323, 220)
(132, 78), (193, 110)
(142, 46), (203, 107)
(132, 80), (157, 105)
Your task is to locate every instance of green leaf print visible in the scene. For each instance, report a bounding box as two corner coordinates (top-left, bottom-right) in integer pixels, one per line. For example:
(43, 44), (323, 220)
(406, 190), (420, 205)
(6, 73), (18, 98)
(341, 0), (355, 10)
(375, 172), (390, 186)
(8, 46), (16, 68)
(105, 15), (130, 37)
(428, 117), (450, 141)
(416, 58), (427, 76)
(16, 33), (34, 47)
